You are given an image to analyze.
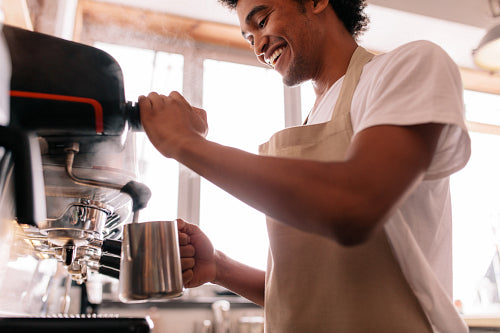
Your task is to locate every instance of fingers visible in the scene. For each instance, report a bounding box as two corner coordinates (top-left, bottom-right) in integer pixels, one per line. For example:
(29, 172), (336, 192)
(178, 230), (190, 246)
(182, 269), (194, 285)
(138, 95), (152, 113)
(140, 92), (208, 142)
(141, 92), (202, 118)
(181, 256), (195, 270)
(149, 91), (187, 107)
(178, 218), (196, 281)
(180, 245), (195, 286)
(139, 91), (179, 110)
(179, 243), (195, 257)
(176, 218), (201, 237)
(168, 90), (184, 100)
(146, 91), (163, 105)
(176, 218), (187, 230)
(175, 218), (215, 288)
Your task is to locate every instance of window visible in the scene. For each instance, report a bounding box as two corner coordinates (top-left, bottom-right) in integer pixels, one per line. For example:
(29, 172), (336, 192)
(200, 59), (284, 269)
(301, 81), (315, 121)
(94, 42), (183, 222)
(452, 91), (500, 314)
(464, 90), (500, 126)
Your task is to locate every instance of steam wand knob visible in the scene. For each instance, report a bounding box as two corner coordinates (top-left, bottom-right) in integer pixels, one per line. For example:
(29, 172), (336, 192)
(120, 180), (152, 222)
(125, 101), (142, 132)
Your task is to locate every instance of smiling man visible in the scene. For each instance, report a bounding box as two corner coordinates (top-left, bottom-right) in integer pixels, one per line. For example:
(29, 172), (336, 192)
(139, 0), (471, 331)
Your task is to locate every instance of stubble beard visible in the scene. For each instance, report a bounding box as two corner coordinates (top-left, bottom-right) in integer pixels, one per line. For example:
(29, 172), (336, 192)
(281, 52), (311, 87)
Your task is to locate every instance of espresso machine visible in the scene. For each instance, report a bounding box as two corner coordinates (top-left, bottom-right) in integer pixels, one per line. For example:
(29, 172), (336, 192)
(0, 24), (168, 330)
(4, 22), (150, 279)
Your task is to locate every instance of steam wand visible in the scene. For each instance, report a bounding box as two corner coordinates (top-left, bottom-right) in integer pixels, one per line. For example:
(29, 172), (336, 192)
(64, 143), (151, 222)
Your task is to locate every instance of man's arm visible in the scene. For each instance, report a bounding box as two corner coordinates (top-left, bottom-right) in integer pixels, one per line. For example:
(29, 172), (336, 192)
(141, 92), (443, 246)
(214, 251), (266, 306)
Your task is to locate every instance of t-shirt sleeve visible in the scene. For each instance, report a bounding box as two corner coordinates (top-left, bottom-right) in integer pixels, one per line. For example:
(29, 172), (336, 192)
(354, 40), (471, 179)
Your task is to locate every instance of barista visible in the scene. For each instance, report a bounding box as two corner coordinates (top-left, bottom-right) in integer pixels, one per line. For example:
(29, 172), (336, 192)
(139, 0), (471, 331)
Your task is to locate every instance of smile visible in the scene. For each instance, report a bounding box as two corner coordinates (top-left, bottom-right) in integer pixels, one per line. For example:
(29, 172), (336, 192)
(266, 47), (284, 68)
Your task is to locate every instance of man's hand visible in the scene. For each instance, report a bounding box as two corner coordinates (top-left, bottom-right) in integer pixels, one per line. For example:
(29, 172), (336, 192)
(139, 91), (208, 158)
(176, 218), (217, 288)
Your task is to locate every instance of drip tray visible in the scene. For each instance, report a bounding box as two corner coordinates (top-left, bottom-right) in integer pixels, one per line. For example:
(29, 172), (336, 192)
(0, 316), (153, 332)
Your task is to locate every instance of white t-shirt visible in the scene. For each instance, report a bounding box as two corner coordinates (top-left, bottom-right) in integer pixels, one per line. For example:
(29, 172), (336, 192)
(308, 40), (471, 332)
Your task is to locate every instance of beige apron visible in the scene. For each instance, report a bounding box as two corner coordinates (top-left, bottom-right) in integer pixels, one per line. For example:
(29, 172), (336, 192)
(258, 47), (433, 333)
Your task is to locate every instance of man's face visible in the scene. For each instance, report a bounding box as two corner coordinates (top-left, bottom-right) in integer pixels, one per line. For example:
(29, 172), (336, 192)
(237, 0), (317, 86)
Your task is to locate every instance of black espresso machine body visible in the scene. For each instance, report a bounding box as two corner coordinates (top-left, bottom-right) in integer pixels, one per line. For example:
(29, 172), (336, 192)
(5, 25), (142, 140)
(0, 25), (152, 326)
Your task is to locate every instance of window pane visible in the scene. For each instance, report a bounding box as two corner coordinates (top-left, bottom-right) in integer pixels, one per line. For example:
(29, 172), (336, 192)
(151, 52), (185, 94)
(452, 131), (500, 314)
(94, 42), (183, 221)
(451, 91), (500, 314)
(142, 51), (184, 221)
(201, 59), (284, 269)
(464, 90), (500, 126)
(301, 81), (315, 122)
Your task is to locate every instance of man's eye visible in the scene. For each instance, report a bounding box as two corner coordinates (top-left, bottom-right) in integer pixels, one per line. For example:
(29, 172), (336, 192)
(259, 16), (268, 28)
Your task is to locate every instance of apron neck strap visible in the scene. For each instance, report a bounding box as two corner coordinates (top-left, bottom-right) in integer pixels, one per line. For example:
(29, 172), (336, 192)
(330, 46), (374, 122)
(303, 46), (375, 125)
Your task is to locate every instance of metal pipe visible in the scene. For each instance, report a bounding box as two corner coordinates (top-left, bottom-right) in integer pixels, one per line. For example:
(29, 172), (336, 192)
(64, 143), (123, 190)
(64, 143), (151, 222)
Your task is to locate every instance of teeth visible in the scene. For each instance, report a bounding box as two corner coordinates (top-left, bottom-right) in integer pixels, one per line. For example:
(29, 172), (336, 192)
(267, 47), (284, 67)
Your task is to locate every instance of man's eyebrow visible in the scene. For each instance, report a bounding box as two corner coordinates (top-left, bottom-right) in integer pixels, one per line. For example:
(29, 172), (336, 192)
(245, 5), (268, 25)
(241, 5), (268, 39)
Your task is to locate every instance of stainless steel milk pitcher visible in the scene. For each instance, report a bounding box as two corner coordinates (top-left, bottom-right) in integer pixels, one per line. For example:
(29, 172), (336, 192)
(119, 220), (183, 302)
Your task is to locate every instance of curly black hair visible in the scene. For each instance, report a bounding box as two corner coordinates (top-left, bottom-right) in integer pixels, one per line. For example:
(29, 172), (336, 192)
(217, 0), (369, 38)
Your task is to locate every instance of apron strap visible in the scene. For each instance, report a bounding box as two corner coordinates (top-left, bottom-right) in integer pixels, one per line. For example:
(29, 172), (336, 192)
(303, 46), (375, 125)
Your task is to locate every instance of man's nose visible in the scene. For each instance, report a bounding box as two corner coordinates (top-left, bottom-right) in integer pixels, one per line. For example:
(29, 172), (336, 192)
(253, 35), (267, 58)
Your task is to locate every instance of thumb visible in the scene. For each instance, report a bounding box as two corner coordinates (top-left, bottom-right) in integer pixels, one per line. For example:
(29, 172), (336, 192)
(176, 218), (199, 236)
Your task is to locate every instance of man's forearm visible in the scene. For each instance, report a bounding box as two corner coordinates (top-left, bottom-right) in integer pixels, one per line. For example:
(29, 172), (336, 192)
(172, 124), (443, 246)
(213, 250), (266, 307)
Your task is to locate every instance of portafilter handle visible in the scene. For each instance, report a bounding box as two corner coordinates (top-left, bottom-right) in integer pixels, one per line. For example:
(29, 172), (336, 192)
(102, 239), (122, 257)
(98, 239), (122, 279)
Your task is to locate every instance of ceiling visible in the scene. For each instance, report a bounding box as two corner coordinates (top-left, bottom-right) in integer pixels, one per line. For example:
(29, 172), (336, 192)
(97, 0), (499, 29)
(369, 0), (497, 29)
(91, 0), (500, 70)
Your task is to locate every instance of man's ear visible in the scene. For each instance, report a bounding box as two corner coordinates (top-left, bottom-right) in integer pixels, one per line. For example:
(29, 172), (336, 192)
(311, 0), (330, 14)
